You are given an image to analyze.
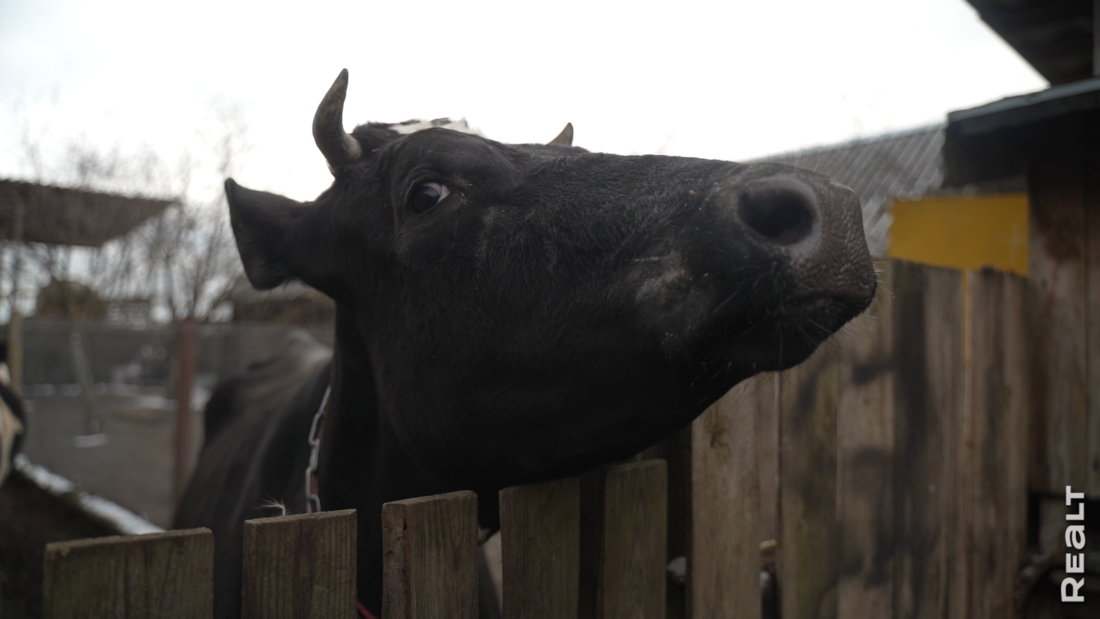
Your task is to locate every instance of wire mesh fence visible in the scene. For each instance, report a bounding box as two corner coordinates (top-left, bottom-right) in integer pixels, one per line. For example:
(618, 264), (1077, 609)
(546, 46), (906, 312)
(19, 318), (333, 392)
(12, 318), (334, 528)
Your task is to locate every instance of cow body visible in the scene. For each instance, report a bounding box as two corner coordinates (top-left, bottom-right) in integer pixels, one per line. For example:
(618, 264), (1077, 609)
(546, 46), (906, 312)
(175, 70), (877, 617)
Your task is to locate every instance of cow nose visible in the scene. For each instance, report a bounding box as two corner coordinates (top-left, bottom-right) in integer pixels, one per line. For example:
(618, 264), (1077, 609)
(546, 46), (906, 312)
(737, 177), (818, 248)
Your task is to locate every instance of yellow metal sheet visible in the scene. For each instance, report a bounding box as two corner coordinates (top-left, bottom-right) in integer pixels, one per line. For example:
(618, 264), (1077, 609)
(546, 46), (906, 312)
(887, 193), (1028, 276)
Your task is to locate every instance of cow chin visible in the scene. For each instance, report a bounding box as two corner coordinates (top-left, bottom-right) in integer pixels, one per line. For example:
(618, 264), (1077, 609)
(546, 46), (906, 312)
(696, 295), (863, 375)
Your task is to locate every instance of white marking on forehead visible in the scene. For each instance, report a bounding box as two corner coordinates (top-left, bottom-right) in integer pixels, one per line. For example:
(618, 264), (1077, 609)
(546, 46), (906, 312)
(388, 118), (484, 136)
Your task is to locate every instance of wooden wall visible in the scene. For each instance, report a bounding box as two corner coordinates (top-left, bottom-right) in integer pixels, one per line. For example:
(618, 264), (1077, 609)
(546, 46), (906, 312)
(684, 259), (1031, 619)
(40, 259), (1040, 619)
(1026, 114), (1100, 499)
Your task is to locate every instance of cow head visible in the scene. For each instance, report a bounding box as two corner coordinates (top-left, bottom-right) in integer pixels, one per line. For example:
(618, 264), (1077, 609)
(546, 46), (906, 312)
(226, 70), (875, 485)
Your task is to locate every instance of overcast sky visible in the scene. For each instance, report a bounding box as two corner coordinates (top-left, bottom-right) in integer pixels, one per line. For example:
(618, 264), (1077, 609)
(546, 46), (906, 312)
(1, 0), (1046, 204)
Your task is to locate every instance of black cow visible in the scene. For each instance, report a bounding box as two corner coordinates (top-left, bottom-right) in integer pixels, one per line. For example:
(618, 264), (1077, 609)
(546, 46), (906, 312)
(175, 69), (876, 618)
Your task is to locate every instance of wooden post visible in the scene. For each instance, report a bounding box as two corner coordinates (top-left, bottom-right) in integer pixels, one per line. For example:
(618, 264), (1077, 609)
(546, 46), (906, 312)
(175, 316), (197, 503)
(779, 346), (840, 619)
(688, 375), (766, 619)
(837, 260), (896, 619)
(241, 509), (356, 619)
(382, 491), (479, 619)
(43, 528), (213, 618)
(599, 460), (667, 619)
(967, 269), (1030, 619)
(1026, 117), (1092, 496)
(499, 477), (580, 619)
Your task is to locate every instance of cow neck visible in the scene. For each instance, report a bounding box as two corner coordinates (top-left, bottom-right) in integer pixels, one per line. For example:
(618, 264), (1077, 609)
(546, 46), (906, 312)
(315, 308), (380, 509)
(316, 306), (451, 504)
(314, 306), (448, 617)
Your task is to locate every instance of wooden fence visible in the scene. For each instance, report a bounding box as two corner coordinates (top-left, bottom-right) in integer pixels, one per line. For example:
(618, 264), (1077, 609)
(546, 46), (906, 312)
(40, 259), (1039, 619)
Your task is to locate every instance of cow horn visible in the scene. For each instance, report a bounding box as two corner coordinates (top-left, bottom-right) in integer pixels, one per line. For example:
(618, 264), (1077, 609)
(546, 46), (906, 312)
(313, 69), (362, 170)
(548, 122), (573, 146)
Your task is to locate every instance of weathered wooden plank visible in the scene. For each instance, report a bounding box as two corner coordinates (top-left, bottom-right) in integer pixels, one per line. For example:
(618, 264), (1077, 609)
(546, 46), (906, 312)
(836, 259), (895, 619)
(1027, 117), (1089, 496)
(755, 373), (781, 547)
(779, 346), (840, 619)
(43, 528), (213, 619)
(654, 428), (692, 619)
(688, 375), (765, 619)
(382, 490), (479, 619)
(499, 477), (580, 619)
(600, 460), (667, 619)
(242, 509), (356, 619)
(891, 261), (965, 619)
(578, 466), (608, 619)
(968, 269), (1030, 619)
(947, 270), (974, 619)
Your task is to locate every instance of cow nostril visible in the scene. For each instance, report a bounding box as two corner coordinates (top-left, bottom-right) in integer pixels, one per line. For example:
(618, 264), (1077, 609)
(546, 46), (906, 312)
(738, 181), (816, 246)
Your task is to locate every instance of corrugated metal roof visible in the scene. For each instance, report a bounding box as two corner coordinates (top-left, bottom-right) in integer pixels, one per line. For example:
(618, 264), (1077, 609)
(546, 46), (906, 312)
(0, 179), (175, 247)
(754, 125), (945, 257)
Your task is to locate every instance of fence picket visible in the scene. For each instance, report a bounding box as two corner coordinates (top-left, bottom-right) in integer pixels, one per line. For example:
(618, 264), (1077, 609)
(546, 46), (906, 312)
(43, 528), (213, 619)
(500, 477), (580, 619)
(837, 260), (896, 619)
(241, 509), (356, 619)
(967, 269), (1029, 619)
(779, 346), (840, 619)
(688, 376), (766, 619)
(382, 490), (479, 619)
(892, 262), (965, 619)
(600, 460), (667, 619)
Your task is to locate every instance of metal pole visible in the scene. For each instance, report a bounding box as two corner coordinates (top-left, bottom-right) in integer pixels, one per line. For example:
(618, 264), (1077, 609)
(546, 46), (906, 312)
(7, 311), (21, 395)
(174, 316), (197, 504)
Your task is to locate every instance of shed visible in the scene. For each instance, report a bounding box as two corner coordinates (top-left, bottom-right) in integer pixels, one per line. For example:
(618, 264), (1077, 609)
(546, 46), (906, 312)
(2, 179), (176, 390)
(0, 179), (174, 248)
(945, 2), (1100, 500)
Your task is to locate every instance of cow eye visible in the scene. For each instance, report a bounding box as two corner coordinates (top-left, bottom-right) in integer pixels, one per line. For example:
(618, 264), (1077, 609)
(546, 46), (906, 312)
(407, 182), (451, 214)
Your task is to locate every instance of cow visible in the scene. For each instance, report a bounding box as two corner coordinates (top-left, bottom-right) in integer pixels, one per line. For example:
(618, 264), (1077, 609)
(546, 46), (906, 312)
(174, 69), (877, 618)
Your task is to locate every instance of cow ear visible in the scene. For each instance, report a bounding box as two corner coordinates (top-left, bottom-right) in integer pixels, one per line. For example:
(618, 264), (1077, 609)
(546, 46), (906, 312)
(225, 179), (307, 290)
